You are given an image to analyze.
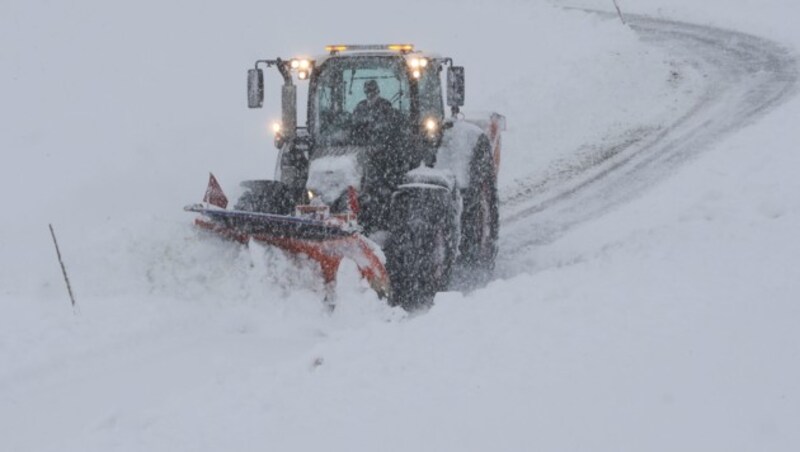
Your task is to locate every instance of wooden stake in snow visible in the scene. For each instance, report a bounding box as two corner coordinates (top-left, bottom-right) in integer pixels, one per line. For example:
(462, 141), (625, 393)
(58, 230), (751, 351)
(49, 224), (77, 309)
(612, 0), (626, 25)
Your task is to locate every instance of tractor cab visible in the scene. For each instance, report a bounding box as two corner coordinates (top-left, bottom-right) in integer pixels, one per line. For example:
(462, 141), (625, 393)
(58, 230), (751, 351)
(247, 44), (466, 232)
(309, 51), (444, 150)
(248, 44), (462, 148)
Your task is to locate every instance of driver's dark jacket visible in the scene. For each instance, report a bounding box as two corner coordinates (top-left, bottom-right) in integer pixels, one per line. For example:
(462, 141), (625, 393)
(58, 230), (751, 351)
(353, 97), (394, 125)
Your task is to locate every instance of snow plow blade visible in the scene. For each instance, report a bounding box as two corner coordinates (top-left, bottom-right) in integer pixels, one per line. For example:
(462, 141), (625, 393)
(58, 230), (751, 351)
(184, 204), (390, 301)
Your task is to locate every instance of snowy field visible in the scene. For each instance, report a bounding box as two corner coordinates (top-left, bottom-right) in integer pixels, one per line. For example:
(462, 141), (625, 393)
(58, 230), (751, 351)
(2, 0), (799, 450)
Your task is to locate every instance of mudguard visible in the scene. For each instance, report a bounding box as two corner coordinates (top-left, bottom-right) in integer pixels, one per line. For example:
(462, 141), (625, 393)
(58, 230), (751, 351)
(435, 113), (505, 189)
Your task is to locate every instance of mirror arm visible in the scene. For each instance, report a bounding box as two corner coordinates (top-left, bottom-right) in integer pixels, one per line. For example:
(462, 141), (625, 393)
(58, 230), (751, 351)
(253, 59), (293, 85)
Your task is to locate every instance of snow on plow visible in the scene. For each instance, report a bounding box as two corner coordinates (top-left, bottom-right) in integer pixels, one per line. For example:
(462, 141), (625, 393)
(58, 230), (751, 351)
(185, 174), (390, 303)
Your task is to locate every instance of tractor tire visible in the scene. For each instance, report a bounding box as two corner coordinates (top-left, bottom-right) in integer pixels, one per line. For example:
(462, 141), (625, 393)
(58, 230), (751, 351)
(458, 135), (499, 279)
(385, 184), (458, 311)
(234, 180), (294, 215)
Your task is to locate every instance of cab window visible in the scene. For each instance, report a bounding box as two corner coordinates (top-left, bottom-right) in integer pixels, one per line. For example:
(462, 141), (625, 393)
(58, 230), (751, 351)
(313, 56), (411, 146)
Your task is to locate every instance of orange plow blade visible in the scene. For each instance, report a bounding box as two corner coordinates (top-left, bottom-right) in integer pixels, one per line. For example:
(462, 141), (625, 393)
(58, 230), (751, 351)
(186, 174), (390, 303)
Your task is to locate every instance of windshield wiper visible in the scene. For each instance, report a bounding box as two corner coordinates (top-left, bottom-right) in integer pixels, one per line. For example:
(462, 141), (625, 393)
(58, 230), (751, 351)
(348, 68), (356, 95)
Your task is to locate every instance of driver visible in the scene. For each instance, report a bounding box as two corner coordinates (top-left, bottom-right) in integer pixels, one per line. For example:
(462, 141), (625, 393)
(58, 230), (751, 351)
(353, 79), (393, 124)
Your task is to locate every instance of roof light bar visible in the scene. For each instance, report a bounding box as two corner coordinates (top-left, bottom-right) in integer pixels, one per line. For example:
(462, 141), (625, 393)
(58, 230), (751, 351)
(387, 44), (414, 52)
(325, 44), (415, 54)
(325, 45), (349, 53)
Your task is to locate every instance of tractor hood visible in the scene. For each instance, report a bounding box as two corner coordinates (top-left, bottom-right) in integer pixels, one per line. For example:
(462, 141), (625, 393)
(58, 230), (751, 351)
(306, 153), (362, 205)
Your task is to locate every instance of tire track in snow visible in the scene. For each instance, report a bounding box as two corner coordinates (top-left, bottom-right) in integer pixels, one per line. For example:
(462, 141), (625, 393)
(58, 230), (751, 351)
(496, 14), (798, 277)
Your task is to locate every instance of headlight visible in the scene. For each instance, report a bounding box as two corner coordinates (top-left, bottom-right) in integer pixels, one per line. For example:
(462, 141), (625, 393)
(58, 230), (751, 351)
(289, 59), (313, 79)
(425, 118), (438, 133)
(408, 57), (428, 69)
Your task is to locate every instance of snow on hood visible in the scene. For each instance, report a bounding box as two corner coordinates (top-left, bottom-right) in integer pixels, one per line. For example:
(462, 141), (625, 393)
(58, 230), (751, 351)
(306, 154), (362, 205)
(405, 164), (456, 190)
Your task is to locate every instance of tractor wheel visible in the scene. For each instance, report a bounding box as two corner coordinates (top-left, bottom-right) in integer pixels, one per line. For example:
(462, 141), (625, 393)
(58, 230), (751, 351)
(385, 184), (457, 311)
(234, 180), (294, 215)
(458, 135), (499, 279)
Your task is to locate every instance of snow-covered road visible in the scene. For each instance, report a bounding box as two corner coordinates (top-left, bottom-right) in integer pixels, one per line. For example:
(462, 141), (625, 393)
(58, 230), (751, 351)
(2, 1), (800, 450)
(499, 12), (798, 276)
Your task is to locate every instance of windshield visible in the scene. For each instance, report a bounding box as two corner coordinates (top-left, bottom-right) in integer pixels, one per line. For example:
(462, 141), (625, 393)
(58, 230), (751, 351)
(312, 56), (411, 147)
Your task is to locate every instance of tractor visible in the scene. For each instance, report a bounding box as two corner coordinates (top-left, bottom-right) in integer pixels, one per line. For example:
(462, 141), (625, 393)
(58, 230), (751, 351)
(187, 44), (503, 310)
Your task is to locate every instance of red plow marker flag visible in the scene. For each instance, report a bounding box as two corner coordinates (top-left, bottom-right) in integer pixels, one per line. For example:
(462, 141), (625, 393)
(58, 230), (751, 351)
(203, 173), (228, 208)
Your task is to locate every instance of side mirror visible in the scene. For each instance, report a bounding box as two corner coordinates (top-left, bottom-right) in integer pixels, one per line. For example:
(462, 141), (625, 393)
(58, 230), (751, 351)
(248, 68), (264, 108)
(447, 66), (465, 107)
